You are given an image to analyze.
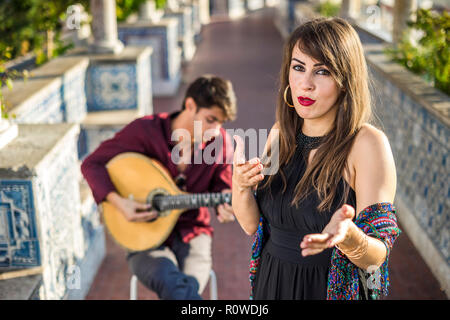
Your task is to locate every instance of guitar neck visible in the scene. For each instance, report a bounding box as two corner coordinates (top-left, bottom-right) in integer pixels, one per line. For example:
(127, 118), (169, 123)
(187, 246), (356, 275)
(152, 192), (232, 211)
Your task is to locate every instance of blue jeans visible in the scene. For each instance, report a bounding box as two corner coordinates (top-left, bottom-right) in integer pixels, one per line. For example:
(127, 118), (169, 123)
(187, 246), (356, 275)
(127, 233), (212, 300)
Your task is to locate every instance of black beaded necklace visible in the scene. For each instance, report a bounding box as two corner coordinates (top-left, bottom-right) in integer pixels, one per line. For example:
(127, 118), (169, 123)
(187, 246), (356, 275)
(296, 130), (324, 150)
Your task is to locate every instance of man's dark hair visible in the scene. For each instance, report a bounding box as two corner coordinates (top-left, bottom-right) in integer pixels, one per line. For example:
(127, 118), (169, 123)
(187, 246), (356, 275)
(182, 75), (237, 121)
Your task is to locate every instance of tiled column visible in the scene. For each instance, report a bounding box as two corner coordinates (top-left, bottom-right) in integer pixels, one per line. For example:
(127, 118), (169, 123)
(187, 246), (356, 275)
(81, 46), (153, 158)
(0, 123), (105, 299)
(118, 19), (182, 97)
(165, 6), (196, 62)
(89, 0), (124, 54)
(85, 47), (153, 115)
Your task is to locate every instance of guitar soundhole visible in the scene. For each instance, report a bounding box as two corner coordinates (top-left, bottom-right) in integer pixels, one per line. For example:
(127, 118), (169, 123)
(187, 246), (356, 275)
(152, 194), (165, 211)
(147, 188), (171, 217)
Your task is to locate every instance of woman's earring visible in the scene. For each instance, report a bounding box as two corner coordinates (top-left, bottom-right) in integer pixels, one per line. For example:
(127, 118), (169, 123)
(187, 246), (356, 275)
(283, 85), (295, 108)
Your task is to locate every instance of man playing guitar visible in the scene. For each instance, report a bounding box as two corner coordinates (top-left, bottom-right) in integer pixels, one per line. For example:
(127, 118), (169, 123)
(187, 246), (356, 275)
(81, 75), (237, 299)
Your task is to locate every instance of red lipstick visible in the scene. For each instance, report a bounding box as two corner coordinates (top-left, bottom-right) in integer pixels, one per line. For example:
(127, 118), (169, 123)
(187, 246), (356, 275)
(298, 96), (316, 106)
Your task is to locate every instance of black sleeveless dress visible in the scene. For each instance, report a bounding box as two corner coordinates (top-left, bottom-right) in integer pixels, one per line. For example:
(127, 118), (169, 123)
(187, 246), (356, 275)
(253, 141), (357, 300)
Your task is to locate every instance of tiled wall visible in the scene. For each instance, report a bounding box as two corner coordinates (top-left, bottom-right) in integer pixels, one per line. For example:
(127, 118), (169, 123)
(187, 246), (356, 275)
(86, 63), (138, 111)
(118, 20), (182, 96)
(86, 49), (152, 114)
(165, 7), (196, 62)
(0, 124), (85, 299)
(32, 125), (84, 299)
(0, 180), (41, 267)
(14, 79), (65, 124)
(369, 65), (449, 265)
(1, 46), (153, 298)
(14, 60), (89, 124)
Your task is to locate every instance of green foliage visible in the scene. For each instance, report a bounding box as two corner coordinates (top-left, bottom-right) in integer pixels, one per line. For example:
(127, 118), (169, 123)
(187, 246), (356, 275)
(116, 0), (168, 21)
(0, 0), (89, 62)
(0, 0), (81, 118)
(0, 48), (29, 119)
(384, 8), (450, 95)
(116, 0), (148, 22)
(0, 0), (170, 118)
(316, 0), (341, 18)
(155, 0), (167, 10)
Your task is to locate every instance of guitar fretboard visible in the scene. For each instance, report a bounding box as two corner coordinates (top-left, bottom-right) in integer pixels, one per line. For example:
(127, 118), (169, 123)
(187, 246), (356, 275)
(152, 193), (232, 211)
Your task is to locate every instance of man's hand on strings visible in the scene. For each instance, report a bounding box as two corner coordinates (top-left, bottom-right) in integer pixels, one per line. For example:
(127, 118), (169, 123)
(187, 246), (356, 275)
(217, 188), (235, 223)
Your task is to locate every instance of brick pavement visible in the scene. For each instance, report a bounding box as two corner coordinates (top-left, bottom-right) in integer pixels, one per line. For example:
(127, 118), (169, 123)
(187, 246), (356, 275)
(85, 8), (447, 300)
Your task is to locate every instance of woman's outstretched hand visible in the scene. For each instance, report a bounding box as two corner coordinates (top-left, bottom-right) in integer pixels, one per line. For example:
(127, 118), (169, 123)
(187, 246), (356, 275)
(300, 204), (355, 257)
(232, 135), (265, 192)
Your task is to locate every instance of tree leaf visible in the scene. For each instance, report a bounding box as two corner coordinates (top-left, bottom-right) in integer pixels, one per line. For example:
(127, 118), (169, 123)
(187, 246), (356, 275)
(5, 78), (13, 90)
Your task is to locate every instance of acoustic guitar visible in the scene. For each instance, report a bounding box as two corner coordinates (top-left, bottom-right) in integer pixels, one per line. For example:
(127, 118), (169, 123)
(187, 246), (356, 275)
(101, 152), (232, 252)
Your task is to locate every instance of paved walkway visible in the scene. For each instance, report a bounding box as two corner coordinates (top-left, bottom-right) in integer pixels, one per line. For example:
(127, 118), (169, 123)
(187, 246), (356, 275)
(85, 8), (447, 300)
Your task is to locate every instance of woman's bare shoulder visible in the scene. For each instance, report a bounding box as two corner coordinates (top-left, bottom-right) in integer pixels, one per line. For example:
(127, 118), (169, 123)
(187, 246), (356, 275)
(352, 123), (390, 153)
(347, 124), (394, 183)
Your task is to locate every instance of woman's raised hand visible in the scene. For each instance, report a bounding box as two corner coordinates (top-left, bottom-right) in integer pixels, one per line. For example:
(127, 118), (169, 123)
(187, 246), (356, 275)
(300, 204), (356, 256)
(232, 135), (265, 192)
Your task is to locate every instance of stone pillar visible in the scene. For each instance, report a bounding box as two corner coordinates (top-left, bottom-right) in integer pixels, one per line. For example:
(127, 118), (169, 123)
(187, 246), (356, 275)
(393, 0), (417, 46)
(340, 0), (361, 20)
(199, 0), (210, 24)
(247, 0), (264, 11)
(189, 0), (202, 38)
(167, 0), (181, 11)
(227, 0), (246, 19)
(89, 0), (124, 54)
(139, 0), (164, 23)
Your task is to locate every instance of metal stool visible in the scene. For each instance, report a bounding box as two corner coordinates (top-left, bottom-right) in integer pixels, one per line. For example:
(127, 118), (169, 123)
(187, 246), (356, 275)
(130, 269), (218, 300)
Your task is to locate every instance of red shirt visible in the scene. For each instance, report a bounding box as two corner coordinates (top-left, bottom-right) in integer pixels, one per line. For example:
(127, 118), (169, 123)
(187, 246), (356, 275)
(81, 112), (233, 245)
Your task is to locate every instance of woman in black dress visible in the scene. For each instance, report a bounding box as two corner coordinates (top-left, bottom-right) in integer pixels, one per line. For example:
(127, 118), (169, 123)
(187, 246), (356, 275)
(232, 17), (401, 300)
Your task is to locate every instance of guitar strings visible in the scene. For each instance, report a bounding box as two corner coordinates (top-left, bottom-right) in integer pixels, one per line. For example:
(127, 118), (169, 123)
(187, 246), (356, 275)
(151, 193), (231, 210)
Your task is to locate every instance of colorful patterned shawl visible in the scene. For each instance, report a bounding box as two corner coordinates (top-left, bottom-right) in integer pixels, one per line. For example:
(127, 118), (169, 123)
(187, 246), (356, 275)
(249, 202), (401, 300)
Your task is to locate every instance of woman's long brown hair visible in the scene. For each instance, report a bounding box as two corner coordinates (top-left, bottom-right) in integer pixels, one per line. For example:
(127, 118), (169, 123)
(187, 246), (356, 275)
(263, 17), (373, 213)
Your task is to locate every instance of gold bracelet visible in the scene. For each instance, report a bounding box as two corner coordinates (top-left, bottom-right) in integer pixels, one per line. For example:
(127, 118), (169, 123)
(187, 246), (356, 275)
(335, 230), (369, 260)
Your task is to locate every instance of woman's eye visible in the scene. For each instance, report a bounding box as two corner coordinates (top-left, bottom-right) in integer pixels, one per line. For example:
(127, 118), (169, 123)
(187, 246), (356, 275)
(292, 65), (330, 76)
(318, 69), (331, 75)
(206, 118), (215, 124)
